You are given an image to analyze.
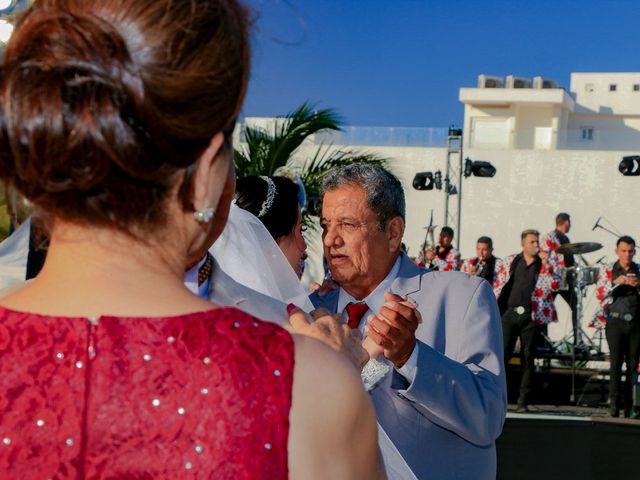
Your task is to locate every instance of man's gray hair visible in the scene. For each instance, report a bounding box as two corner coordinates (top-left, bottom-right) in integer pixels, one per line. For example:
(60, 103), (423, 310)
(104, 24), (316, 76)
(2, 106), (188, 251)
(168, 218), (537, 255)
(321, 163), (405, 230)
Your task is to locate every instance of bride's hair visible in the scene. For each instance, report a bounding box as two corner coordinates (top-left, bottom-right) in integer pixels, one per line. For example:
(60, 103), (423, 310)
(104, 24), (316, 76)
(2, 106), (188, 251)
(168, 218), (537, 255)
(0, 0), (250, 233)
(235, 176), (300, 241)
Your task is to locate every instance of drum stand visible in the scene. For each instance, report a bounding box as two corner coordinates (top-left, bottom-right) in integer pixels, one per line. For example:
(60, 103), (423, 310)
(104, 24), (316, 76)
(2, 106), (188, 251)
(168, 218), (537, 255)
(569, 278), (600, 403)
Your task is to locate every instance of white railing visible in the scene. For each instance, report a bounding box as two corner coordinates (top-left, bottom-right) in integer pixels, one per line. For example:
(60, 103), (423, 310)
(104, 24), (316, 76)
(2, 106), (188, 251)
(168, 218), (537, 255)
(314, 126), (449, 147)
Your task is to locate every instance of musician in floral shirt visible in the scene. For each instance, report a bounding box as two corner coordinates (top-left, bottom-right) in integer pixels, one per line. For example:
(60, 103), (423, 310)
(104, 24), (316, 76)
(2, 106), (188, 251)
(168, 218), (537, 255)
(422, 227), (461, 271)
(590, 236), (640, 417)
(460, 236), (500, 287)
(493, 229), (561, 411)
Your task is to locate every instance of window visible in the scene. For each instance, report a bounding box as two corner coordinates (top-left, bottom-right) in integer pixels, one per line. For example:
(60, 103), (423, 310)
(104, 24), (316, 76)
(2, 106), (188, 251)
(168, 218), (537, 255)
(580, 127), (594, 141)
(634, 84), (640, 91)
(610, 84), (617, 91)
(585, 83), (594, 92)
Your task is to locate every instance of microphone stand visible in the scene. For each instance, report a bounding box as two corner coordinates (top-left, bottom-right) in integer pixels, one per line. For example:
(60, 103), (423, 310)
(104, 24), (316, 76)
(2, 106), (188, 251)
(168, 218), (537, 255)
(592, 216), (622, 238)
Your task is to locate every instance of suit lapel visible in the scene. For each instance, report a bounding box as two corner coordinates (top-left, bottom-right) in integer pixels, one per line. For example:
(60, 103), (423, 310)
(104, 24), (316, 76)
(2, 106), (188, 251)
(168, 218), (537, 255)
(391, 253), (424, 298)
(310, 287), (340, 312)
(208, 260), (248, 307)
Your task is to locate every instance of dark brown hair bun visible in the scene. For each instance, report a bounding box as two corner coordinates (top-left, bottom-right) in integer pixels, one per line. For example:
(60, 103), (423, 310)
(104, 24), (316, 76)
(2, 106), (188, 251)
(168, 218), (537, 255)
(0, 0), (250, 232)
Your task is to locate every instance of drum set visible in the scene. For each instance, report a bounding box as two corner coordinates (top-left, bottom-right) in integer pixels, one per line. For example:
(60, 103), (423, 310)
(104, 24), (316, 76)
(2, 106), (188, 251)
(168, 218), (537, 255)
(553, 241), (604, 402)
(555, 241), (602, 349)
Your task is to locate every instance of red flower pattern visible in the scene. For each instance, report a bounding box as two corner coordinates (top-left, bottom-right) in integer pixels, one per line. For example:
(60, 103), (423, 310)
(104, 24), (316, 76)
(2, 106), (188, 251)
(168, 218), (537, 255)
(493, 253), (561, 325)
(589, 263), (639, 330)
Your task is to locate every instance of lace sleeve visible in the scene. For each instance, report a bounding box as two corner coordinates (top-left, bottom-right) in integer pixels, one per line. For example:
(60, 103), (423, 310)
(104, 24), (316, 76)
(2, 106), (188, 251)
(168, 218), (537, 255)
(361, 359), (390, 391)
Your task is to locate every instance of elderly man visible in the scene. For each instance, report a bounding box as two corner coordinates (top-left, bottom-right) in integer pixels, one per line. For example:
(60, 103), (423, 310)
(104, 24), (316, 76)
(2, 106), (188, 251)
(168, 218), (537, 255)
(310, 164), (506, 480)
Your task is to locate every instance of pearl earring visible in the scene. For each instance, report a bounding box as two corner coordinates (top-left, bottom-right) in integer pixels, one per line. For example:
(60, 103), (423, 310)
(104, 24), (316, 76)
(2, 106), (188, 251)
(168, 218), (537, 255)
(193, 207), (215, 223)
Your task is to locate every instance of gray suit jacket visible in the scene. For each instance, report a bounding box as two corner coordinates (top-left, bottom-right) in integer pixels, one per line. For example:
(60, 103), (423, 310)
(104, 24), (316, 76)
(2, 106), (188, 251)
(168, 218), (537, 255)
(206, 258), (288, 325)
(310, 253), (507, 480)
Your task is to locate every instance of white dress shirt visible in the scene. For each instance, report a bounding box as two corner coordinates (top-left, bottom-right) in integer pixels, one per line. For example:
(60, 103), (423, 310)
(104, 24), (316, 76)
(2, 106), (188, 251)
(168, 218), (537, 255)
(336, 257), (419, 383)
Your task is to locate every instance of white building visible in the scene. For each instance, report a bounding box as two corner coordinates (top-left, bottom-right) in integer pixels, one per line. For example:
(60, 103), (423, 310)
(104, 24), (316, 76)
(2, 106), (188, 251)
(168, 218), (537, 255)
(460, 72), (640, 151)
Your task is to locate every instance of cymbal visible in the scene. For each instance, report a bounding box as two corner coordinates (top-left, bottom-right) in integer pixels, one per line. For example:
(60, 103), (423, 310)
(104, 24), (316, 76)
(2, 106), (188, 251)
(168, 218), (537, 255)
(556, 242), (603, 255)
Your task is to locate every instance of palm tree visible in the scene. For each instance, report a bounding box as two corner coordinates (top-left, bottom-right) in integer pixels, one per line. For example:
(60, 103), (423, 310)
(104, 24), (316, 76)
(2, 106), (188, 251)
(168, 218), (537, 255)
(234, 102), (386, 224)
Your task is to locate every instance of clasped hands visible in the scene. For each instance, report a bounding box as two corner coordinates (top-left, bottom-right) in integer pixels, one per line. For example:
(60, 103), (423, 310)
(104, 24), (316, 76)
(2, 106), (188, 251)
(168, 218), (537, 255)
(288, 291), (420, 371)
(614, 274), (639, 288)
(364, 291), (420, 367)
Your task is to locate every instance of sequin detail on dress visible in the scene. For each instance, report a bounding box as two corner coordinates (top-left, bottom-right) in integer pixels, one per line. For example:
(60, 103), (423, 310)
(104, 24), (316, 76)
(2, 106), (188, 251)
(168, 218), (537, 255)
(0, 307), (294, 479)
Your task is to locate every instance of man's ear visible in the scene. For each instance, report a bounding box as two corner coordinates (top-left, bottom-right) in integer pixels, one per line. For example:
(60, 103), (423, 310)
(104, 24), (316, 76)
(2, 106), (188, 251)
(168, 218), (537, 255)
(387, 216), (405, 253)
(192, 132), (226, 211)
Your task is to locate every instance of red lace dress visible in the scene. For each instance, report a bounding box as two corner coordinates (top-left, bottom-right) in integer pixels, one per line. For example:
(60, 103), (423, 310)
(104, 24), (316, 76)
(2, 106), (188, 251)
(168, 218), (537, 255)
(0, 306), (294, 479)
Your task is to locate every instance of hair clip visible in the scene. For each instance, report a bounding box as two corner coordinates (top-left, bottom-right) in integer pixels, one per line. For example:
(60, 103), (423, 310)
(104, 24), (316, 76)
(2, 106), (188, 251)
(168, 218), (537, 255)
(258, 176), (276, 218)
(194, 207), (215, 223)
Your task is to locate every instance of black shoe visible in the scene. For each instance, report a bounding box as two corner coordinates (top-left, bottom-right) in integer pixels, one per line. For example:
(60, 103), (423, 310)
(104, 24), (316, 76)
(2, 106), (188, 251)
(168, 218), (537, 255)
(515, 405), (529, 413)
(610, 407), (620, 418)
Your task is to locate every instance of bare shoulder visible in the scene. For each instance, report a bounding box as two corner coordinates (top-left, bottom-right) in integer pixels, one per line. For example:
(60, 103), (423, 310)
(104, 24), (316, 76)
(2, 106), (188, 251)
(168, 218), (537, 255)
(290, 333), (367, 412)
(288, 334), (383, 480)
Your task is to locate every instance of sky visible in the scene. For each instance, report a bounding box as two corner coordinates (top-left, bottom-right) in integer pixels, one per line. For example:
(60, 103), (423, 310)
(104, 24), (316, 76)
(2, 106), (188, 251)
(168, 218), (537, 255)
(243, 0), (640, 128)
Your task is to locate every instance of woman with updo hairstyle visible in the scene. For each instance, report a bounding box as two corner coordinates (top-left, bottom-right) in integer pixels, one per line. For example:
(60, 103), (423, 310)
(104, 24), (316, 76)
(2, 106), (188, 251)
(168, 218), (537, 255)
(0, 1), (382, 478)
(235, 176), (307, 278)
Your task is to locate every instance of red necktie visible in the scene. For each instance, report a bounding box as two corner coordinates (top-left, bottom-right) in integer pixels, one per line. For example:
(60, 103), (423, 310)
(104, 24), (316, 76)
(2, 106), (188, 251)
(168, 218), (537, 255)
(345, 302), (369, 329)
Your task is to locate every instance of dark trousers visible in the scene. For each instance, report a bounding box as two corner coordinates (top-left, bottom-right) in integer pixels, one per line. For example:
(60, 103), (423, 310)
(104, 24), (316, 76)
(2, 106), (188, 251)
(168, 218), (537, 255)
(605, 317), (640, 414)
(502, 308), (539, 406)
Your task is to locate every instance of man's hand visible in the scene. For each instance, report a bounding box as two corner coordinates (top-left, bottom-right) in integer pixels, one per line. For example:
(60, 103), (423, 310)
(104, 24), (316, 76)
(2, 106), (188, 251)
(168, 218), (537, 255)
(366, 291), (421, 368)
(288, 306), (369, 371)
(613, 275), (638, 287)
(362, 336), (384, 360)
(425, 249), (436, 261)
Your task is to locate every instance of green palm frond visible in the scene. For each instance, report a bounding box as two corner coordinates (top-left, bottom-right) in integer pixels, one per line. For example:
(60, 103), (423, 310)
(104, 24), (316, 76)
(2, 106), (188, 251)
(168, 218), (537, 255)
(267, 103), (341, 173)
(233, 101), (388, 231)
(234, 101), (342, 177)
(300, 145), (386, 200)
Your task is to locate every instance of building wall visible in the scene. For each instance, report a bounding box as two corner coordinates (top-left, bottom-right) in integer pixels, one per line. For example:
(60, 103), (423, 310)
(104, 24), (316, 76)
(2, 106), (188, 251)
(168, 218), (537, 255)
(571, 72), (640, 115)
(514, 105), (555, 149)
(564, 113), (640, 150)
(461, 72), (640, 152)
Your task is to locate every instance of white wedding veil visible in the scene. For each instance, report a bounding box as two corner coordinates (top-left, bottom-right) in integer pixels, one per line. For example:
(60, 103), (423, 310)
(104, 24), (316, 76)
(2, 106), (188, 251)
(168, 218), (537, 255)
(0, 217), (30, 291)
(210, 203), (315, 312)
